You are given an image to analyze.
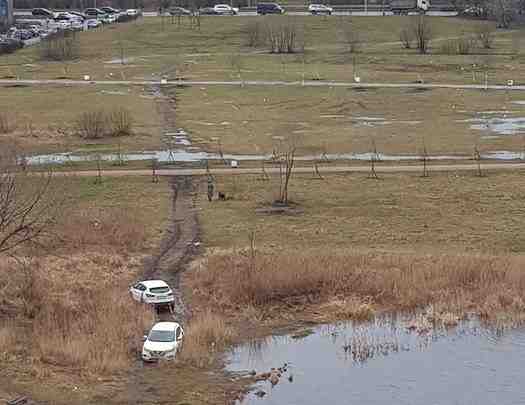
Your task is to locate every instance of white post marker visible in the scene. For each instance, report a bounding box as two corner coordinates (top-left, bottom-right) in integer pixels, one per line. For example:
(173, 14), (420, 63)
(230, 160), (238, 168)
(161, 78), (168, 85)
(508, 79), (514, 87)
(84, 75), (90, 81)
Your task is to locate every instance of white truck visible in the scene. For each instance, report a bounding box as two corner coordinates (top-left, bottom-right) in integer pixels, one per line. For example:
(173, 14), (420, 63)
(390, 0), (430, 14)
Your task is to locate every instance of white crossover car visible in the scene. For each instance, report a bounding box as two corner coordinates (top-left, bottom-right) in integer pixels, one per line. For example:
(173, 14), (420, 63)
(130, 279), (175, 305)
(308, 4), (333, 14)
(213, 4), (239, 14)
(142, 322), (184, 361)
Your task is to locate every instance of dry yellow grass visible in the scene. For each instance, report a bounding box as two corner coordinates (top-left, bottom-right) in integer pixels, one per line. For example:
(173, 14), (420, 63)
(180, 310), (234, 368)
(188, 250), (525, 323)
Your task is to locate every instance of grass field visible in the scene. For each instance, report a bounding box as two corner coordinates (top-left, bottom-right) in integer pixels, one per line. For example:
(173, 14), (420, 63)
(0, 16), (522, 84)
(0, 84), (163, 153)
(1, 17), (525, 157)
(175, 85), (525, 155)
(199, 170), (525, 253)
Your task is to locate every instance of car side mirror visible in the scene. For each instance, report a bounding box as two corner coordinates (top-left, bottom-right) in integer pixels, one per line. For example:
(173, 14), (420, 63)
(143, 335), (148, 341)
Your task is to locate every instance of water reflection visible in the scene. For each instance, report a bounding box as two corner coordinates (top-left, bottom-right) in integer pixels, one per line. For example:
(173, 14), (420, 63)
(228, 314), (525, 405)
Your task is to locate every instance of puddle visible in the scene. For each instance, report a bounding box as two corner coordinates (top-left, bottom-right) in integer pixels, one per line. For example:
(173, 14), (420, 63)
(104, 57), (135, 64)
(468, 117), (525, 136)
(228, 314), (525, 404)
(24, 149), (525, 166)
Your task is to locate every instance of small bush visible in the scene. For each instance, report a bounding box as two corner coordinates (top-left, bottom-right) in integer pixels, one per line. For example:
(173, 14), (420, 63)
(108, 107), (134, 137)
(75, 110), (106, 139)
(40, 30), (79, 61)
(0, 112), (15, 134)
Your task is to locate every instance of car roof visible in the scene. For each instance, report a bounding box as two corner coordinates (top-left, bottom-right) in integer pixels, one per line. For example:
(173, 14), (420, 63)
(151, 322), (181, 331)
(141, 279), (170, 289)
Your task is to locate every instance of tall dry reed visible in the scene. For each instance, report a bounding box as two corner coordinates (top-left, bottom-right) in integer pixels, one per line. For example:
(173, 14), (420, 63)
(189, 251), (525, 320)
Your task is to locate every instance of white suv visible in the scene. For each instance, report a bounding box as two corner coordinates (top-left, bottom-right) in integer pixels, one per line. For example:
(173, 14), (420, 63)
(213, 4), (239, 14)
(130, 280), (175, 305)
(308, 4), (333, 14)
(142, 322), (184, 361)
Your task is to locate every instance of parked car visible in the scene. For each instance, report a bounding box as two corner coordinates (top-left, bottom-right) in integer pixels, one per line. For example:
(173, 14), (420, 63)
(130, 280), (175, 305)
(213, 4), (239, 15)
(86, 18), (102, 28)
(199, 7), (219, 14)
(169, 6), (191, 15)
(32, 8), (56, 18)
(126, 8), (140, 16)
(69, 11), (88, 20)
(100, 6), (120, 14)
(142, 322), (184, 362)
(256, 2), (284, 14)
(84, 8), (107, 18)
(55, 20), (71, 29)
(308, 4), (333, 14)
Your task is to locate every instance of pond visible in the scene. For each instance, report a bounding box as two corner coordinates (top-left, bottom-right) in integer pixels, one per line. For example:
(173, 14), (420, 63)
(227, 314), (525, 405)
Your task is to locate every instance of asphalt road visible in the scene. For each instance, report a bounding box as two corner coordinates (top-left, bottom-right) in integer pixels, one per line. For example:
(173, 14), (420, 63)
(0, 78), (520, 91)
(49, 162), (525, 177)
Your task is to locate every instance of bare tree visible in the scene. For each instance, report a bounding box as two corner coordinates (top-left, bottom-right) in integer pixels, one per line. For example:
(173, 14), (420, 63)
(420, 140), (429, 177)
(368, 138), (380, 179)
(339, 18), (362, 53)
(0, 168), (59, 255)
(400, 27), (413, 49)
(476, 24), (496, 48)
(273, 138), (297, 205)
(473, 145), (484, 176)
(412, 15), (432, 54)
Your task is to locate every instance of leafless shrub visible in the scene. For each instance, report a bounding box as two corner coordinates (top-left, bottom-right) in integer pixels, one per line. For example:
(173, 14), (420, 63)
(457, 35), (476, 54)
(75, 110), (107, 139)
(40, 30), (79, 61)
(477, 24), (496, 48)
(245, 20), (265, 47)
(411, 15), (432, 54)
(0, 112), (15, 134)
(108, 107), (134, 137)
(266, 17), (304, 54)
(440, 39), (459, 54)
(400, 27), (413, 49)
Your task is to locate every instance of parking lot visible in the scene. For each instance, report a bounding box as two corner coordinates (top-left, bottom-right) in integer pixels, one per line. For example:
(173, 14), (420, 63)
(1, 8), (141, 50)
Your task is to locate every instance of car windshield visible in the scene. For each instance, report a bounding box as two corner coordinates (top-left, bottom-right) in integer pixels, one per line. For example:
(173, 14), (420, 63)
(149, 330), (175, 342)
(150, 287), (170, 294)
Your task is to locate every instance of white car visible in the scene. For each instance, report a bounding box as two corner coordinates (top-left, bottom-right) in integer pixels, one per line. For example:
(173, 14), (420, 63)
(126, 8), (139, 16)
(213, 4), (239, 15)
(142, 322), (184, 361)
(56, 20), (71, 29)
(87, 18), (102, 28)
(308, 4), (333, 14)
(130, 279), (175, 305)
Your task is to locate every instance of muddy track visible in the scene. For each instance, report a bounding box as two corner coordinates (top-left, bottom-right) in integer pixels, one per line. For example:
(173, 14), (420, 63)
(142, 176), (200, 323)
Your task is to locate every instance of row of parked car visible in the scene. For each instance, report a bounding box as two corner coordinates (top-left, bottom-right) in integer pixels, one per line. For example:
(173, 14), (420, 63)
(167, 3), (333, 16)
(0, 7), (141, 53)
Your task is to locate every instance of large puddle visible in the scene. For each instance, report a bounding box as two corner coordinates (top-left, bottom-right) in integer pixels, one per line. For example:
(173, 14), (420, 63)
(24, 150), (525, 165)
(227, 314), (525, 404)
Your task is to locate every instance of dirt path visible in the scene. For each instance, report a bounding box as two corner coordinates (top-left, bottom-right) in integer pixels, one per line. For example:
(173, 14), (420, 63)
(118, 175), (202, 405)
